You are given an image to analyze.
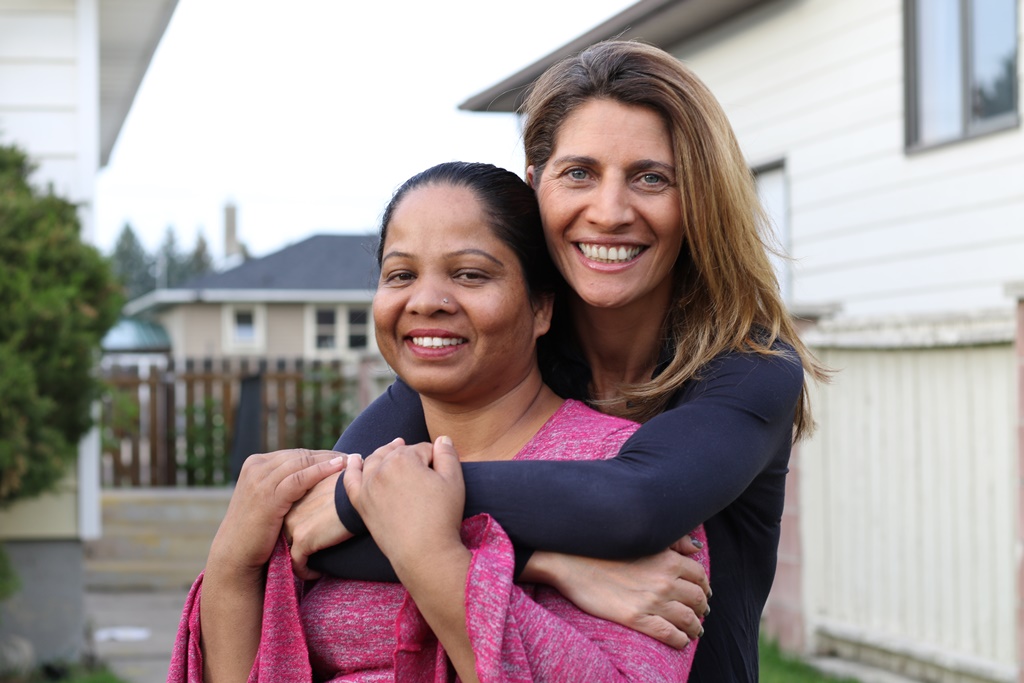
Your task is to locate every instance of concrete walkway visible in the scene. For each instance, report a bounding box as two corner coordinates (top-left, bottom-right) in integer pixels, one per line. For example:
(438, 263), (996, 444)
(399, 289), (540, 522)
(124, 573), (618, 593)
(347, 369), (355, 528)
(86, 589), (189, 683)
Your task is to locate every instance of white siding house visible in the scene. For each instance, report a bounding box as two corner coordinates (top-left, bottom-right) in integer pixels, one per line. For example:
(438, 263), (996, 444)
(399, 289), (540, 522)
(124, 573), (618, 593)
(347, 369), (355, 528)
(0, 0), (178, 665)
(681, 0), (1022, 319)
(464, 1), (1023, 680)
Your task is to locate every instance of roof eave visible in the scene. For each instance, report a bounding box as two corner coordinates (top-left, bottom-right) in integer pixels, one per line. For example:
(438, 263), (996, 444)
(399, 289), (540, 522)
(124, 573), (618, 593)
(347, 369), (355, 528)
(123, 288), (376, 317)
(99, 0), (180, 167)
(459, 0), (773, 113)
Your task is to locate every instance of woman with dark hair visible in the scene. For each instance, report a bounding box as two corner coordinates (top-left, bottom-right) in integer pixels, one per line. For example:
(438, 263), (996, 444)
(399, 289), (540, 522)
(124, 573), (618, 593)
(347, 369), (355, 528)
(286, 40), (828, 682)
(169, 161), (708, 682)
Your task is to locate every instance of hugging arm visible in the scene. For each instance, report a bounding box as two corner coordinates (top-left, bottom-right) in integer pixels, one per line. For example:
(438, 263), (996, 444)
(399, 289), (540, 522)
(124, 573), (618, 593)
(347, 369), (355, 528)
(316, 348), (803, 566)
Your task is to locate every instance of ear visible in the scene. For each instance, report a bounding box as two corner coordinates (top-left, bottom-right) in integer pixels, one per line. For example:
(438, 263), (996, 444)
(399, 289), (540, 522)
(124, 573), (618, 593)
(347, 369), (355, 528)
(532, 292), (554, 340)
(526, 165), (537, 188)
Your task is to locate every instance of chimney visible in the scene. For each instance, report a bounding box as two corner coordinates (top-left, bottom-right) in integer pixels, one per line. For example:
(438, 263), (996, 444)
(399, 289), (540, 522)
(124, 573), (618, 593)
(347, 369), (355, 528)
(224, 202), (239, 258)
(222, 202), (244, 269)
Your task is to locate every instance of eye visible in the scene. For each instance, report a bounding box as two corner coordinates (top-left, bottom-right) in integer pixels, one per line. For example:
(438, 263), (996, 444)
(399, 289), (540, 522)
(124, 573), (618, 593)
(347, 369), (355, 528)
(565, 167), (589, 181)
(634, 170), (675, 192)
(454, 269), (489, 283)
(381, 271), (414, 285)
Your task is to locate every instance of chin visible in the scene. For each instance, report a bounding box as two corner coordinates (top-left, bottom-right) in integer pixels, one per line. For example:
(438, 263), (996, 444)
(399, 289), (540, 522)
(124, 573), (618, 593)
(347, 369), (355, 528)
(578, 291), (637, 310)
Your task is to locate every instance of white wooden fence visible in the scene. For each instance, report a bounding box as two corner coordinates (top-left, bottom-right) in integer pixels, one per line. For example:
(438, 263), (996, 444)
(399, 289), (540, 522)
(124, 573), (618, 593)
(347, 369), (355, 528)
(797, 312), (1018, 682)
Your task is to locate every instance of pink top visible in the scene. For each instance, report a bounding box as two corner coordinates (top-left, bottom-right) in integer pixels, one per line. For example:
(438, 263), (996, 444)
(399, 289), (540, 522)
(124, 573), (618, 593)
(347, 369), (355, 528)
(167, 400), (709, 682)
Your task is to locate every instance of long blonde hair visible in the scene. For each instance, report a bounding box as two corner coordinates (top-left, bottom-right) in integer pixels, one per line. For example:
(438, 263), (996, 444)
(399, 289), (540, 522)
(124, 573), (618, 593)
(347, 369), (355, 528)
(521, 40), (828, 438)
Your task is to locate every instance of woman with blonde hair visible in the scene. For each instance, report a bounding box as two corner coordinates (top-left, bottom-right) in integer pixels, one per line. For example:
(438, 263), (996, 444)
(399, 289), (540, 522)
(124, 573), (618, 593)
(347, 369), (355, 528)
(287, 40), (827, 682)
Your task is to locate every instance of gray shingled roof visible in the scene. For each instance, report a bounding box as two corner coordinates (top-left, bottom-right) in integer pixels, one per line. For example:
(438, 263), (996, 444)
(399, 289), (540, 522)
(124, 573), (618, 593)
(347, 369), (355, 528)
(180, 234), (379, 291)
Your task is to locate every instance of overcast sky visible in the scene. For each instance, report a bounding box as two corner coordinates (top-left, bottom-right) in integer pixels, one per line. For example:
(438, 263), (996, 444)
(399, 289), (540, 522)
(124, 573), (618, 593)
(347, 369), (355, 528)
(94, 0), (634, 260)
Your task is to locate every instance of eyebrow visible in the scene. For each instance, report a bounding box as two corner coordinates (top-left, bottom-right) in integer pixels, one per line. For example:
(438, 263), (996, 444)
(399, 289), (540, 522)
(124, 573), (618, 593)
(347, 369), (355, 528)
(380, 247), (505, 267)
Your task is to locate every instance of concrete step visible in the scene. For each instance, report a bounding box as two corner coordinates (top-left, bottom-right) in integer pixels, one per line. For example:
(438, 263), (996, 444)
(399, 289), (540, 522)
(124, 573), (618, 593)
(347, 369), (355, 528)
(85, 531), (215, 563)
(85, 488), (232, 592)
(86, 558), (205, 592)
(98, 489), (231, 524)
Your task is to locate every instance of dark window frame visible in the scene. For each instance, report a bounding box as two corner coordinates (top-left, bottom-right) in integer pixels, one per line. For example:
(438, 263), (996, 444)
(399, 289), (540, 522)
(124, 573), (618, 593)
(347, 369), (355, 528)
(347, 306), (369, 350)
(904, 0), (1019, 152)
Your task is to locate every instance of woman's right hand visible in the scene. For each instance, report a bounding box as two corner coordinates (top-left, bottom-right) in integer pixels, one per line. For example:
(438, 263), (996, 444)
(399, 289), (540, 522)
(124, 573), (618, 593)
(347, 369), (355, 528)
(521, 536), (710, 650)
(201, 449), (347, 683)
(207, 449), (348, 576)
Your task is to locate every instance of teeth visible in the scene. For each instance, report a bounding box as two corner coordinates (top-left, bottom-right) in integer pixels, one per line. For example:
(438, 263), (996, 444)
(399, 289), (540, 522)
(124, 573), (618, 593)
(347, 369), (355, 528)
(578, 243), (642, 263)
(411, 336), (467, 349)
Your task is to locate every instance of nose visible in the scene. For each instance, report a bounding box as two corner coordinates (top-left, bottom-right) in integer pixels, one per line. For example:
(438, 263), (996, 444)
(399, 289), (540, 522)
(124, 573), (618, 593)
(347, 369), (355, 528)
(584, 178), (635, 229)
(406, 277), (454, 315)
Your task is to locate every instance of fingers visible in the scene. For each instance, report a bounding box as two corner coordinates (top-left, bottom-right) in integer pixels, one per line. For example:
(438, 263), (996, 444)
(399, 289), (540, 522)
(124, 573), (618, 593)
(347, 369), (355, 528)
(669, 534), (702, 555)
(431, 435), (463, 482)
(290, 540), (322, 581)
(633, 614), (691, 651)
(675, 553), (712, 601)
(276, 452), (348, 502)
(668, 534), (712, 600)
(663, 585), (706, 640)
(631, 589), (706, 649)
(342, 452), (365, 504)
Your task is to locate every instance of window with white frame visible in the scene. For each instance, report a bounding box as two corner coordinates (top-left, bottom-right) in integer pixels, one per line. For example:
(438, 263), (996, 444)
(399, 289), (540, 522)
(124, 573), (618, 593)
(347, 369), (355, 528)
(223, 304), (266, 353)
(307, 305), (371, 355)
(905, 0), (1018, 149)
(234, 310), (255, 341)
(315, 308), (337, 349)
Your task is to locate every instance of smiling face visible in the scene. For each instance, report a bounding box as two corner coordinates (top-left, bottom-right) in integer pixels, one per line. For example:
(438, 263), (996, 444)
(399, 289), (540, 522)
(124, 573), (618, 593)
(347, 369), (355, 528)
(373, 183), (552, 407)
(529, 98), (684, 314)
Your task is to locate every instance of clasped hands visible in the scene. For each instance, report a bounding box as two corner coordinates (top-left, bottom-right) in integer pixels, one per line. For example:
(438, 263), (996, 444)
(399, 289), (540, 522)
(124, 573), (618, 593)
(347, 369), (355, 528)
(225, 440), (710, 650)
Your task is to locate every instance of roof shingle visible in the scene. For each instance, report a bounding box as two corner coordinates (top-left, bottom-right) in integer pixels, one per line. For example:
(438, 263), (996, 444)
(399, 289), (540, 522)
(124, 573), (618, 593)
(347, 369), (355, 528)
(180, 234), (379, 291)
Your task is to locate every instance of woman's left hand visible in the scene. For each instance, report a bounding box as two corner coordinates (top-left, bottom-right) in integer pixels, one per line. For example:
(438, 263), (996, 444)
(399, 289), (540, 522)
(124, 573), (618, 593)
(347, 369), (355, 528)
(284, 468), (356, 580)
(344, 436), (466, 570)
(521, 536), (709, 650)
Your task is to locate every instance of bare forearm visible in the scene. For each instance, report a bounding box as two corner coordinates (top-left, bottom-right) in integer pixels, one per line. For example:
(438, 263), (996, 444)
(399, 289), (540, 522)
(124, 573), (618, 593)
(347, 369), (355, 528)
(199, 560), (265, 682)
(519, 549), (561, 586)
(393, 543), (479, 683)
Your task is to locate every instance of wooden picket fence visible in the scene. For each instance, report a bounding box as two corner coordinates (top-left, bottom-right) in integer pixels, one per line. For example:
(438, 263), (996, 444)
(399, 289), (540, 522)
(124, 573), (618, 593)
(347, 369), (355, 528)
(99, 356), (389, 488)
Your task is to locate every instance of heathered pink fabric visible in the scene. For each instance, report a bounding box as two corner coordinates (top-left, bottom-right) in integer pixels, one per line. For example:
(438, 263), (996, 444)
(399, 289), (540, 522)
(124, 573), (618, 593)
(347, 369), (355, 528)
(167, 400), (709, 682)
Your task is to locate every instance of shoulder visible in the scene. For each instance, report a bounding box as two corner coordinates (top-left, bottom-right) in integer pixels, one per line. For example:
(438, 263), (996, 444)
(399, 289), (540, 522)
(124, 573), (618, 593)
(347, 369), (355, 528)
(705, 341), (804, 387)
(672, 342), (804, 423)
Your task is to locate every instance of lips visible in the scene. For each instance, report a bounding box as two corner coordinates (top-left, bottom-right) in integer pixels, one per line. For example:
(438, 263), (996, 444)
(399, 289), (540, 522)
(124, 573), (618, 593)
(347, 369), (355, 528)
(576, 243), (644, 264)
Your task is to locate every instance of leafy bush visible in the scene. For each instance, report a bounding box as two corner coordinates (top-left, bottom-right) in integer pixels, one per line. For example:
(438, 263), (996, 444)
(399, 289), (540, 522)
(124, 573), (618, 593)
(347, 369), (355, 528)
(0, 143), (122, 597)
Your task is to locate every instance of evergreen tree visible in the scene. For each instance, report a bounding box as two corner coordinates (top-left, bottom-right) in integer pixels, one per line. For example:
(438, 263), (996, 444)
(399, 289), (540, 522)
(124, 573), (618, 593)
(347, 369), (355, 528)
(110, 222), (156, 299)
(156, 225), (188, 288)
(182, 231), (214, 284)
(0, 142), (122, 509)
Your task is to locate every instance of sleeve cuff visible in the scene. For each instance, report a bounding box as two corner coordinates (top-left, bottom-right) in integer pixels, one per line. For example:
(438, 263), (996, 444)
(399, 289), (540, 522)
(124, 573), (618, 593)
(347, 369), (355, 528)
(334, 470), (368, 535)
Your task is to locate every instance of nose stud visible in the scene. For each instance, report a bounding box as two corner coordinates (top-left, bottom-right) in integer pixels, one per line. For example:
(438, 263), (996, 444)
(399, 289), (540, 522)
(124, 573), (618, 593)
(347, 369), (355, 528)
(442, 298), (449, 305)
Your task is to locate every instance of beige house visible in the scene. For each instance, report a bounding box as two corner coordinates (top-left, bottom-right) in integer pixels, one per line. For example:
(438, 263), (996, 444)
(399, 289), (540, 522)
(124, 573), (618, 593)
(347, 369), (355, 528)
(124, 233), (380, 363)
(465, 0), (1023, 681)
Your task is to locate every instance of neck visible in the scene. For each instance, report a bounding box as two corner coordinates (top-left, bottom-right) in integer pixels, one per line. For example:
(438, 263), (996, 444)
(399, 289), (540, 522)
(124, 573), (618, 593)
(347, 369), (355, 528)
(420, 371), (564, 462)
(569, 293), (668, 402)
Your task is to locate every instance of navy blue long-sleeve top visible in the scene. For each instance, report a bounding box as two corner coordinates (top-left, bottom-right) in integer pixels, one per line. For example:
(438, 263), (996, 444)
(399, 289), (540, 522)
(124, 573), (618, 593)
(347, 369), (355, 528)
(310, 346), (804, 683)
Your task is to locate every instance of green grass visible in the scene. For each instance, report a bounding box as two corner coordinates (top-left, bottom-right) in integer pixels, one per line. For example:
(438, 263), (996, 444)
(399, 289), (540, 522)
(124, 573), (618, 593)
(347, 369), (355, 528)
(59, 673), (123, 683)
(759, 639), (860, 683)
